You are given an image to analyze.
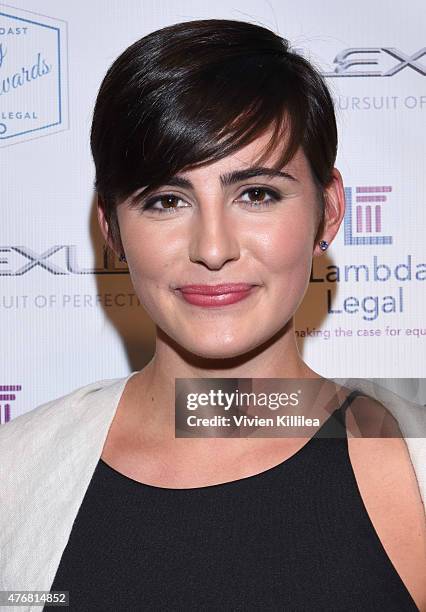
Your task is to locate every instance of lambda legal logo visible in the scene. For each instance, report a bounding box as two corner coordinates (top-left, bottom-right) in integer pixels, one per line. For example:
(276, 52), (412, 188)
(0, 4), (68, 146)
(344, 186), (393, 246)
(0, 384), (22, 423)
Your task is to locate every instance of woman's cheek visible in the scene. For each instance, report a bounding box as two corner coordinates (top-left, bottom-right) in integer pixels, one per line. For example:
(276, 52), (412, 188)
(260, 222), (312, 273)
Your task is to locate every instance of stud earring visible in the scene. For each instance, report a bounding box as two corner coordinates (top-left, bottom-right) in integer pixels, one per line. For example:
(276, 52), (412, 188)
(119, 253), (127, 263)
(319, 240), (329, 251)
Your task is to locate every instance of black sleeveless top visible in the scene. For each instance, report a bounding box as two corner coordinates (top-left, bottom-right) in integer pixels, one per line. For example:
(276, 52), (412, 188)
(47, 390), (419, 611)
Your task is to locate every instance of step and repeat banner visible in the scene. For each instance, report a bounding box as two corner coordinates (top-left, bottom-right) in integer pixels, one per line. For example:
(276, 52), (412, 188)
(1, 0), (425, 420)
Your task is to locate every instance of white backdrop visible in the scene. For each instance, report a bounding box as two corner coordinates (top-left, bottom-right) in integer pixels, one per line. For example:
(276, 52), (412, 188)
(1, 0), (425, 420)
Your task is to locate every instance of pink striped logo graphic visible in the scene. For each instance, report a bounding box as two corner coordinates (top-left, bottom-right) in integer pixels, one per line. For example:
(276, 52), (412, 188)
(344, 186), (393, 245)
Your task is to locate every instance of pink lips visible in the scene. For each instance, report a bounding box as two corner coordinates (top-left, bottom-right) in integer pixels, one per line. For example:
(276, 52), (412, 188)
(176, 283), (258, 307)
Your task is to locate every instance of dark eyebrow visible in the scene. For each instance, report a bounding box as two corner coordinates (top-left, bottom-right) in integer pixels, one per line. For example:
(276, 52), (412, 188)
(165, 166), (298, 189)
(224, 166), (299, 185)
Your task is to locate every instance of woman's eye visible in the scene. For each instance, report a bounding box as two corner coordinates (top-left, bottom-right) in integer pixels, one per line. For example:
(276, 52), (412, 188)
(141, 194), (187, 213)
(236, 187), (280, 208)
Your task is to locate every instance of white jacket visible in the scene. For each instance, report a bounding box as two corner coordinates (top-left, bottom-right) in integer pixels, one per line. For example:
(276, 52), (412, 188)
(0, 372), (425, 612)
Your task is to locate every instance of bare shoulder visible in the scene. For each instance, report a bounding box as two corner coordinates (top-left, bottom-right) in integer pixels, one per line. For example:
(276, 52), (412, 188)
(345, 394), (426, 611)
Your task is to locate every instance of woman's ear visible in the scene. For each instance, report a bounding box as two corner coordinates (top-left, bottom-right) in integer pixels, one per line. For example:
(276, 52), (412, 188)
(97, 195), (119, 257)
(313, 168), (346, 257)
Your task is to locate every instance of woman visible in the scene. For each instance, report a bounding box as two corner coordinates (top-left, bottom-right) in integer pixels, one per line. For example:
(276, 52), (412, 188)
(1, 18), (425, 611)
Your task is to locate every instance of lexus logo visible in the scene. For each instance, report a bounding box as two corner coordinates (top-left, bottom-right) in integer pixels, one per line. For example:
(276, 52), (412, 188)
(321, 47), (426, 77)
(0, 245), (128, 275)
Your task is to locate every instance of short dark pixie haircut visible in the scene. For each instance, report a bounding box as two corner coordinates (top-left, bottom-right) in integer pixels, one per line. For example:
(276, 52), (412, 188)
(90, 19), (337, 255)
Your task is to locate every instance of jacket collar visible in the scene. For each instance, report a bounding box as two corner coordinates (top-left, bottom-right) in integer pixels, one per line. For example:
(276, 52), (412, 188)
(0, 371), (138, 606)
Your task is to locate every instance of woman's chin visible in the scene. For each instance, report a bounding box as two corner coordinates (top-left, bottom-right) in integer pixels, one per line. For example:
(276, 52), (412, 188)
(177, 336), (263, 362)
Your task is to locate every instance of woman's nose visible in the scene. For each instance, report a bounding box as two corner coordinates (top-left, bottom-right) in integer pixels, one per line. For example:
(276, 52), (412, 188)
(188, 206), (240, 270)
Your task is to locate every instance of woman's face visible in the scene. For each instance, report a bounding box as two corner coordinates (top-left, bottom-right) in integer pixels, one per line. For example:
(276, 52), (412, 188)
(100, 130), (343, 359)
